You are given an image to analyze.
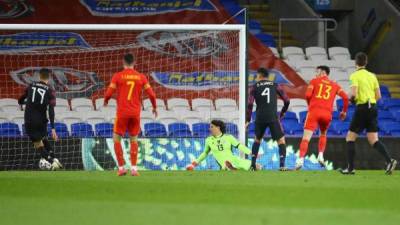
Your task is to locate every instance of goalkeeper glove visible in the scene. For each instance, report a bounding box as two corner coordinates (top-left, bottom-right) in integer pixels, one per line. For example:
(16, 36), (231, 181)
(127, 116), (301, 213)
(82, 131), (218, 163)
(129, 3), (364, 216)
(186, 161), (198, 171)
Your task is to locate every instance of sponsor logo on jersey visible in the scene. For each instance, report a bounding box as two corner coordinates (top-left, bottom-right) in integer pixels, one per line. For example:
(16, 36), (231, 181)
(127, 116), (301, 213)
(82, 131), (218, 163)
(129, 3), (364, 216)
(137, 30), (228, 57)
(0, 32), (90, 52)
(0, 0), (34, 18)
(80, 0), (217, 17)
(10, 67), (104, 99)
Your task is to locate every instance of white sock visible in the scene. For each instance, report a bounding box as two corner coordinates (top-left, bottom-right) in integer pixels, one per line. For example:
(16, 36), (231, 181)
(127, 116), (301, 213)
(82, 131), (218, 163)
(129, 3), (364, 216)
(131, 165), (138, 171)
(318, 152), (324, 160)
(119, 166), (124, 170)
(298, 157), (304, 164)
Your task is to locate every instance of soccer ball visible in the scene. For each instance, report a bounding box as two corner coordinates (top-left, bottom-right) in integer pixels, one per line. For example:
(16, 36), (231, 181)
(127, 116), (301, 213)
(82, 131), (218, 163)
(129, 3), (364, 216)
(51, 158), (63, 171)
(39, 158), (52, 170)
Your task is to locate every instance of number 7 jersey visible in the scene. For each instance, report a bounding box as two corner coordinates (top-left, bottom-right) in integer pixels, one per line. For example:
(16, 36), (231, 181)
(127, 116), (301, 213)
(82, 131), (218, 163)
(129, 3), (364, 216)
(109, 68), (150, 118)
(307, 75), (343, 112)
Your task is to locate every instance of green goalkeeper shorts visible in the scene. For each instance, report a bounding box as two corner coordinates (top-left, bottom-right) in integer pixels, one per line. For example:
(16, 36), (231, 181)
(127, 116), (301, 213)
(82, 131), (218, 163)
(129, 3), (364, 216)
(221, 156), (251, 171)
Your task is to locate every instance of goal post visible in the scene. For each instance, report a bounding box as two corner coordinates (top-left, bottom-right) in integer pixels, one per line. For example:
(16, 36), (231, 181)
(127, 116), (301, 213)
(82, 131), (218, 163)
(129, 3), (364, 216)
(0, 24), (247, 170)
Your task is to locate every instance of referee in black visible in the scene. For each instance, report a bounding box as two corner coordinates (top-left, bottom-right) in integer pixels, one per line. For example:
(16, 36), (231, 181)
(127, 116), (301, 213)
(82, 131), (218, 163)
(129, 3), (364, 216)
(18, 68), (62, 169)
(341, 52), (397, 175)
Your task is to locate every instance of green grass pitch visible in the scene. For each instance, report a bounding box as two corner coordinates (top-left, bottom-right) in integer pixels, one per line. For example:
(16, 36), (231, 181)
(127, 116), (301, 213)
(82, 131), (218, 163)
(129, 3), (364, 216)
(0, 171), (399, 225)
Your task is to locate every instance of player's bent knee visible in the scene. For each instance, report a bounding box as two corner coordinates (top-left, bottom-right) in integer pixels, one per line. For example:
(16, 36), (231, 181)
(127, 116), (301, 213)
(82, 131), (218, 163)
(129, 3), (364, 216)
(113, 133), (122, 142)
(346, 131), (357, 142)
(130, 136), (138, 142)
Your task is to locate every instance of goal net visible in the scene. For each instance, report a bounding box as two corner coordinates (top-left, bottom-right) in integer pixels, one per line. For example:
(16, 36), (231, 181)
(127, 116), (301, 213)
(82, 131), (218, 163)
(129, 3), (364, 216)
(0, 24), (246, 171)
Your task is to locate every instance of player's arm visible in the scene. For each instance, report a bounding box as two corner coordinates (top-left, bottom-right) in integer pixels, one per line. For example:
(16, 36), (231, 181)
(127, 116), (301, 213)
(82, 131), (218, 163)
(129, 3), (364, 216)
(143, 78), (157, 117)
(48, 89), (58, 140)
(245, 85), (256, 124)
(374, 76), (381, 101)
(305, 82), (314, 105)
(104, 75), (117, 106)
(187, 140), (211, 170)
(277, 85), (290, 119)
(17, 86), (29, 110)
(228, 135), (251, 155)
(337, 88), (349, 121)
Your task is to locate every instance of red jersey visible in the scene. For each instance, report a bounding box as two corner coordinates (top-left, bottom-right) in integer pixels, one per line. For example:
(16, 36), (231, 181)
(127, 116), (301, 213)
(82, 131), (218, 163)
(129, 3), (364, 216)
(107, 68), (150, 118)
(306, 75), (347, 113)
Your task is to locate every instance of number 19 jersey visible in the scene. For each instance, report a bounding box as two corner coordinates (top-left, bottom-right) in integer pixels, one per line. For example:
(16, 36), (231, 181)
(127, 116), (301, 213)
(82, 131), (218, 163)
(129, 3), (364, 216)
(110, 68), (150, 118)
(308, 75), (342, 113)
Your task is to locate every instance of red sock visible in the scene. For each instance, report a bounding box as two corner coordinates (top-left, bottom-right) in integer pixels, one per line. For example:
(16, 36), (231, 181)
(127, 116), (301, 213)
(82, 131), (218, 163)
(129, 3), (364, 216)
(114, 140), (125, 167)
(130, 141), (138, 166)
(318, 135), (327, 153)
(299, 139), (309, 158)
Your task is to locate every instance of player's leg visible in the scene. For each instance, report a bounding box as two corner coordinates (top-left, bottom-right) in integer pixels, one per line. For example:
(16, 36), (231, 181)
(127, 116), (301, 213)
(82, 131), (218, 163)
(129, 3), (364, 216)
(297, 113), (317, 170)
(113, 117), (127, 176)
(250, 122), (267, 170)
(26, 123), (53, 169)
(269, 121), (287, 170)
(317, 115), (332, 167)
(226, 156), (252, 171)
(128, 117), (141, 176)
(42, 138), (63, 169)
(365, 107), (396, 174)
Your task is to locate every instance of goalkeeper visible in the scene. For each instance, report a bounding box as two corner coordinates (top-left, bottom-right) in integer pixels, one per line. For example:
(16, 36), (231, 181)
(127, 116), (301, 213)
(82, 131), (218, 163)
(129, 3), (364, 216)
(186, 120), (258, 171)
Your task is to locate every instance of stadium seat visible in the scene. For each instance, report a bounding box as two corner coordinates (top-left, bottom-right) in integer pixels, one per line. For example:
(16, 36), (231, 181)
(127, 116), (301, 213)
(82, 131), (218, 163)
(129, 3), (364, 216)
(95, 122), (113, 137)
(336, 99), (356, 112)
(0, 113), (9, 123)
(85, 111), (108, 125)
(181, 111), (204, 127)
(157, 110), (180, 125)
(56, 98), (71, 112)
(299, 68), (316, 82)
(269, 47), (280, 58)
(332, 111), (340, 120)
(167, 98), (190, 112)
(95, 98), (116, 111)
(255, 33), (276, 48)
(305, 47), (328, 60)
(168, 122), (192, 137)
(58, 112), (83, 127)
(247, 122), (255, 137)
(0, 122), (21, 137)
(0, 98), (19, 113)
(283, 111), (298, 122)
(192, 123), (210, 137)
(215, 98), (237, 112)
(225, 122), (238, 137)
(337, 80), (350, 92)
(333, 71), (349, 82)
(333, 122), (350, 134)
(290, 105), (308, 115)
(47, 122), (69, 137)
(328, 47), (351, 61)
(384, 99), (400, 110)
(380, 122), (400, 136)
(71, 98), (94, 112)
(378, 111), (394, 123)
(299, 111), (308, 123)
(143, 98), (166, 111)
(341, 60), (356, 71)
(380, 85), (391, 98)
(70, 122), (94, 137)
(282, 47), (305, 60)
(192, 98), (214, 112)
(282, 121), (303, 135)
(144, 122), (167, 137)
(290, 98), (307, 107)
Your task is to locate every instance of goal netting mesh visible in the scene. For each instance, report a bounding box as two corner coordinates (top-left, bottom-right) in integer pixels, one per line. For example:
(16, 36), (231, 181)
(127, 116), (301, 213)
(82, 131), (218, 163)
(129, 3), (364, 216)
(0, 28), (243, 170)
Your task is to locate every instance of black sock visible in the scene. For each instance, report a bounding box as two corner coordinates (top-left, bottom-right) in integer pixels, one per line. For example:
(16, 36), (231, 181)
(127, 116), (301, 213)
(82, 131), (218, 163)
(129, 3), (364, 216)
(37, 146), (53, 163)
(251, 141), (261, 166)
(42, 139), (54, 158)
(373, 141), (391, 163)
(346, 141), (355, 170)
(278, 144), (286, 168)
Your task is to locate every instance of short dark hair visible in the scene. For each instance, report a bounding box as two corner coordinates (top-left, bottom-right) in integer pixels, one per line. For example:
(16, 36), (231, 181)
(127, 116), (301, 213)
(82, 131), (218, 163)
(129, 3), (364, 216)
(257, 67), (269, 78)
(355, 52), (368, 67)
(124, 53), (134, 65)
(317, 65), (330, 75)
(39, 68), (50, 80)
(211, 119), (226, 134)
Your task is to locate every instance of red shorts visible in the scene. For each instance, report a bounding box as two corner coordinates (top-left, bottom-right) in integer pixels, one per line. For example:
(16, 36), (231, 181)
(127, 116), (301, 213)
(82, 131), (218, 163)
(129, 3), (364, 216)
(304, 110), (332, 132)
(113, 116), (141, 136)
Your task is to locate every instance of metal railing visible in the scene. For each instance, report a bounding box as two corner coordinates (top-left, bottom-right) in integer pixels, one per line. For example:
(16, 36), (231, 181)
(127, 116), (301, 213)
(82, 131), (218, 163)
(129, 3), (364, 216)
(278, 18), (338, 50)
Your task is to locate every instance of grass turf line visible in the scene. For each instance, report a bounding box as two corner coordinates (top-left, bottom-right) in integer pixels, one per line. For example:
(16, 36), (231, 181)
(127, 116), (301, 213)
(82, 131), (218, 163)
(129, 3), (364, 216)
(0, 171), (399, 225)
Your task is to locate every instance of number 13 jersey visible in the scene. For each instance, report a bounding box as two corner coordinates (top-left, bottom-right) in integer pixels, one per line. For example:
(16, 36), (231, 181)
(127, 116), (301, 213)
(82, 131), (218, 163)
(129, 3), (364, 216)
(307, 75), (343, 113)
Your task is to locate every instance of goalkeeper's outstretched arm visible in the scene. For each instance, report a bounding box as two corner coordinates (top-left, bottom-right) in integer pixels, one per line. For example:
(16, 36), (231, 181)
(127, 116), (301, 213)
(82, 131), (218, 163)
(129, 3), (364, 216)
(186, 144), (211, 170)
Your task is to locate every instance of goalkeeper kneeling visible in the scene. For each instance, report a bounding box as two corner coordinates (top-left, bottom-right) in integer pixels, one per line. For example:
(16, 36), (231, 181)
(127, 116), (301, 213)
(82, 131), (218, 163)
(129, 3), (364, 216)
(186, 120), (260, 171)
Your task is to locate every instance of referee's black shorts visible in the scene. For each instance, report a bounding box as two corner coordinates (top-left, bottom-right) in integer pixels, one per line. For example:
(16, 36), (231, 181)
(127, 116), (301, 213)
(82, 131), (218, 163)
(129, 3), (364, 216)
(254, 120), (284, 141)
(25, 122), (47, 142)
(349, 103), (378, 133)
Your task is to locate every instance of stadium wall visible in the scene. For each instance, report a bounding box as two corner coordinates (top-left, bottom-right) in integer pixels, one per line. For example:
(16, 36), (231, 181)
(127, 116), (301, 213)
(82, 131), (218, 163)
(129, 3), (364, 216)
(1, 137), (398, 171)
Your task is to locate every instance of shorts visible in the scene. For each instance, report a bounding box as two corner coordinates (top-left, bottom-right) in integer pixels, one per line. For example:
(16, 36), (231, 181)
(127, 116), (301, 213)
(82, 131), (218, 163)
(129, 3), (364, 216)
(304, 110), (332, 132)
(218, 155), (252, 171)
(349, 104), (378, 133)
(25, 122), (47, 142)
(113, 116), (140, 136)
(254, 120), (284, 141)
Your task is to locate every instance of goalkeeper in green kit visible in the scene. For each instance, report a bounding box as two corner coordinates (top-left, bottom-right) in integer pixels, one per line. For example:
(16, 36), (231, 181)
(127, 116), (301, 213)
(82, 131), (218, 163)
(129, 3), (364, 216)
(186, 120), (259, 171)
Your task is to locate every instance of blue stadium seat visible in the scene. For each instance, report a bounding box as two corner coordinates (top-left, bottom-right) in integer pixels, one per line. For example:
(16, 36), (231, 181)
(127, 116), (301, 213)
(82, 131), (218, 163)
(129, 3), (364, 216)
(380, 122), (400, 136)
(168, 123), (192, 137)
(251, 111), (256, 121)
(192, 123), (209, 137)
(144, 122), (167, 137)
(0, 122), (20, 137)
(395, 111), (400, 122)
(333, 122), (350, 134)
(255, 33), (276, 47)
(282, 121), (303, 135)
(71, 122), (94, 137)
(247, 122), (255, 137)
(380, 85), (391, 98)
(225, 123), (238, 137)
(384, 98), (400, 110)
(336, 99), (356, 112)
(378, 110), (394, 123)
(249, 20), (262, 30)
(332, 111), (339, 120)
(95, 122), (113, 138)
(47, 122), (69, 138)
(299, 111), (308, 123)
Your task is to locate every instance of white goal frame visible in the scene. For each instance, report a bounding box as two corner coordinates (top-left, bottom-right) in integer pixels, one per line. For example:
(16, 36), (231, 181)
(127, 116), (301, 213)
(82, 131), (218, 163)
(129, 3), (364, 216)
(0, 24), (247, 144)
